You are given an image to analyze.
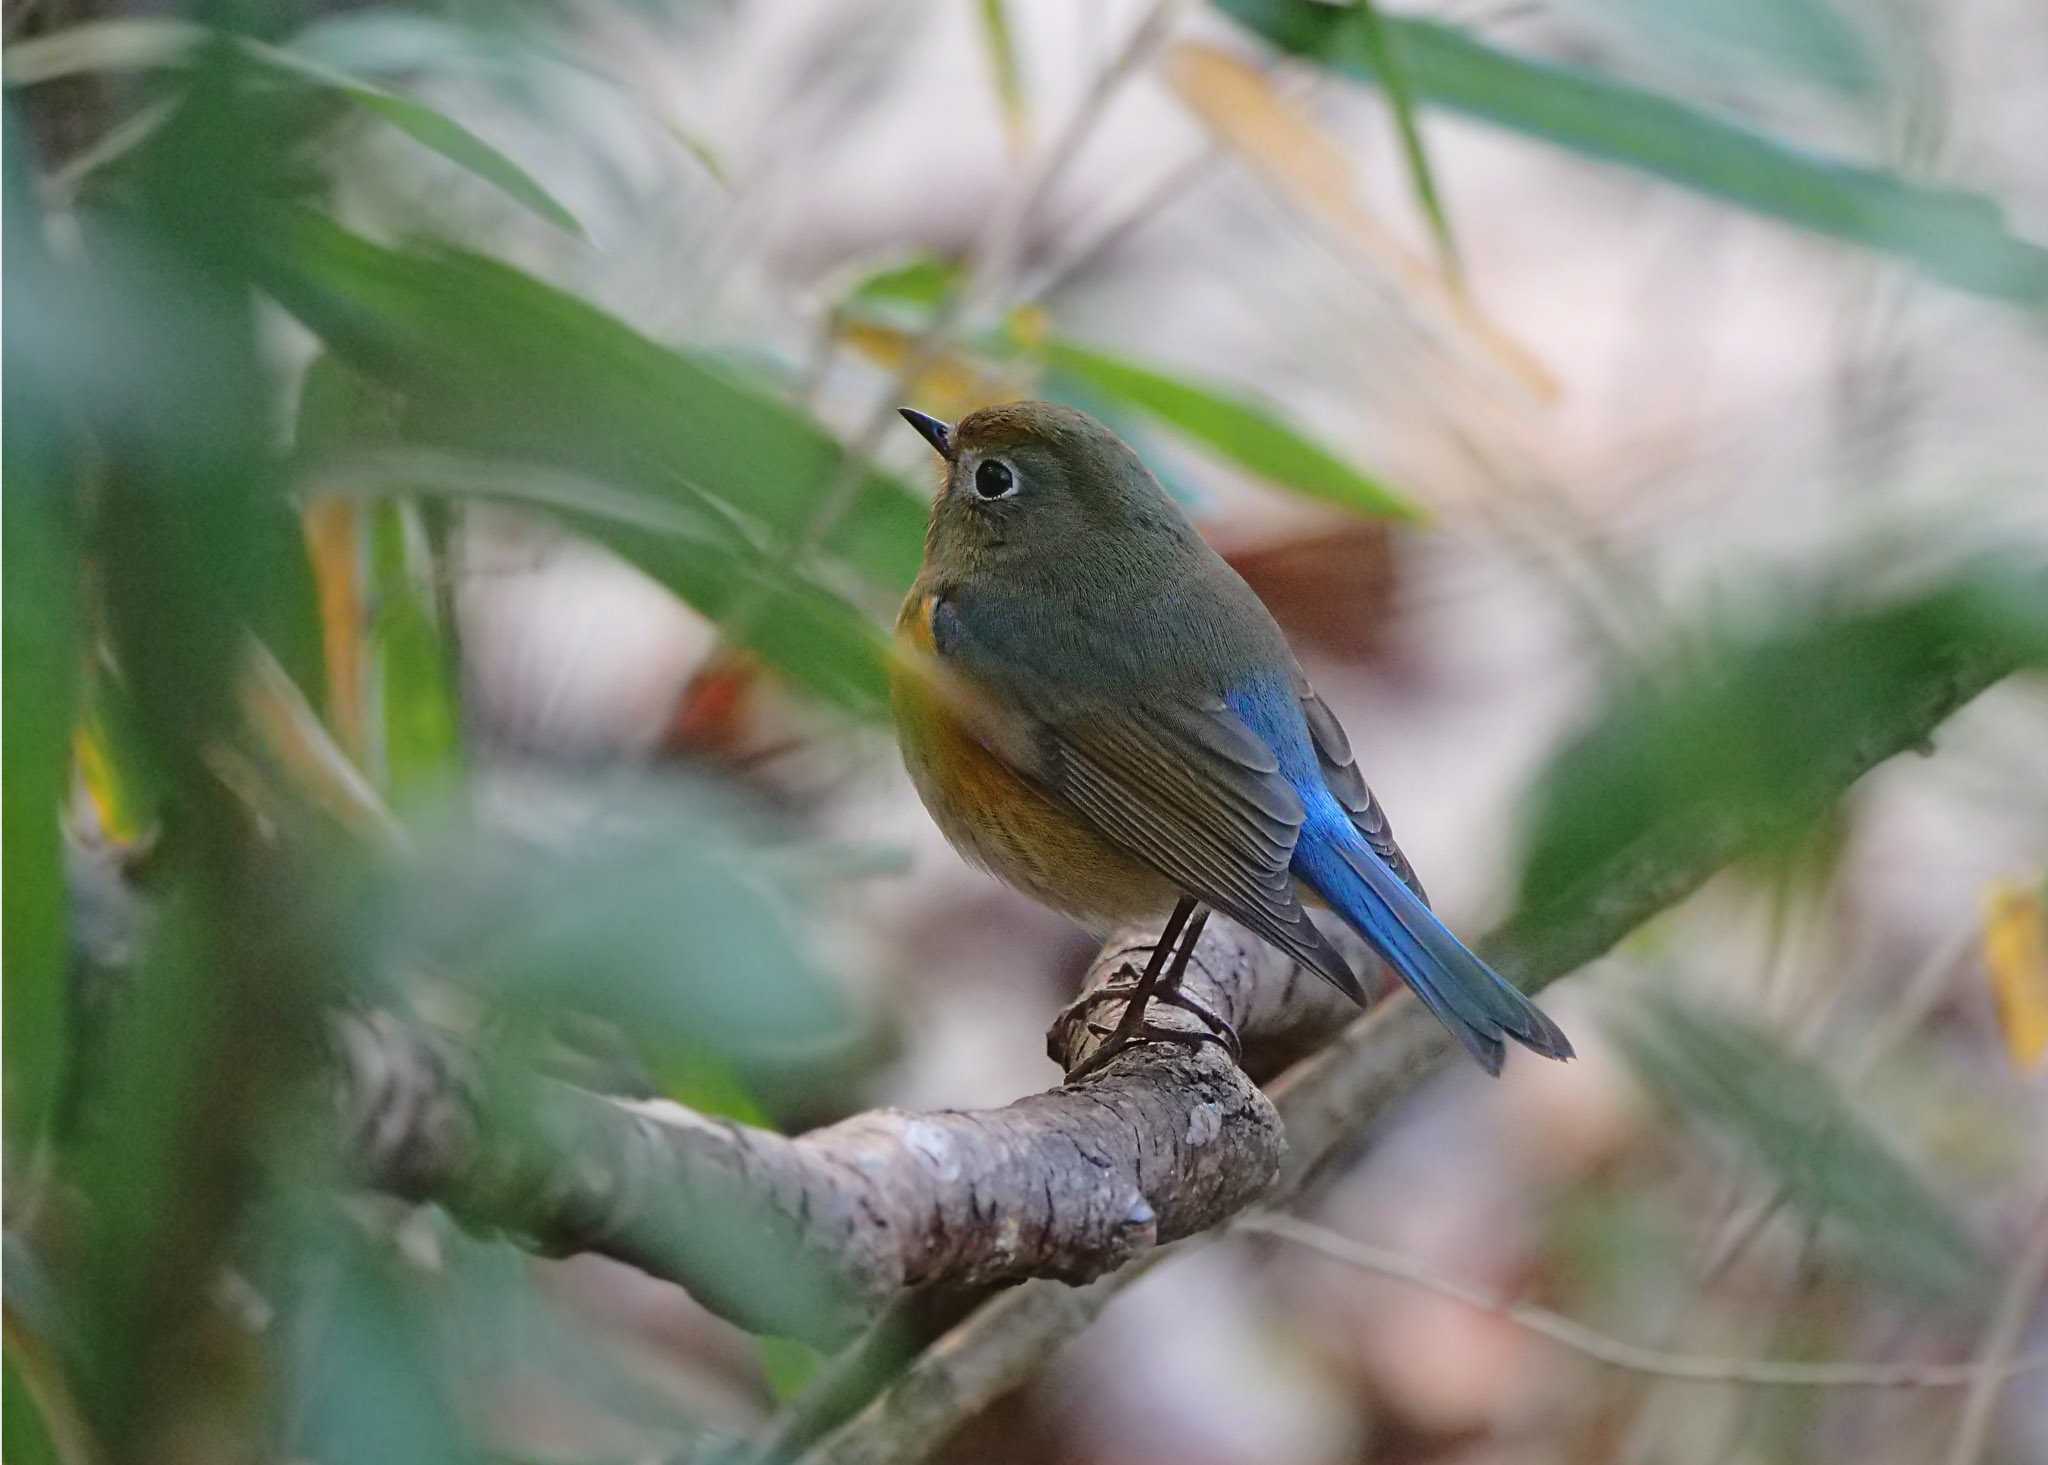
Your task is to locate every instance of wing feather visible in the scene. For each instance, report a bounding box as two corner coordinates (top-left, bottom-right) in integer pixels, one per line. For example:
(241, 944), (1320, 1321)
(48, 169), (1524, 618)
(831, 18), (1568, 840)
(1296, 675), (1427, 905)
(1038, 702), (1362, 998)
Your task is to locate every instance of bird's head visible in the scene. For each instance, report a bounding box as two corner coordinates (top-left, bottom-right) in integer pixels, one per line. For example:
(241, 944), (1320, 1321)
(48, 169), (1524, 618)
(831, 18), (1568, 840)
(899, 400), (1193, 584)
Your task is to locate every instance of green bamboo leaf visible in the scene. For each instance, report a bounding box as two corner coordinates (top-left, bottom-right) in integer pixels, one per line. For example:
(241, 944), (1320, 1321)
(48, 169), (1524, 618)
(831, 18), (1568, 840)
(1215, 0), (2048, 304)
(259, 217), (922, 715)
(975, 0), (1029, 151)
(3, 120), (81, 1153)
(1516, 562), (2048, 922)
(1353, 0), (1460, 281)
(76, 664), (168, 849)
(391, 782), (854, 1064)
(270, 1211), (471, 1465)
(285, 9), (540, 82)
(244, 41), (583, 237)
(300, 349), (456, 795)
(370, 501), (462, 802)
(843, 252), (964, 315)
(2, 1350), (63, 1465)
(4, 18), (582, 236)
(1597, 0), (1876, 95)
(341, 85), (582, 236)
(1610, 990), (1986, 1300)
(1043, 339), (1424, 521)
(309, 447), (895, 717)
(258, 212), (926, 593)
(1515, 561), (2048, 938)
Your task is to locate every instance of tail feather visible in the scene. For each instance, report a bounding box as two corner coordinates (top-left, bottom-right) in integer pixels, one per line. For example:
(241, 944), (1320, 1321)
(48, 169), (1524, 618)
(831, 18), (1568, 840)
(1295, 829), (1573, 1075)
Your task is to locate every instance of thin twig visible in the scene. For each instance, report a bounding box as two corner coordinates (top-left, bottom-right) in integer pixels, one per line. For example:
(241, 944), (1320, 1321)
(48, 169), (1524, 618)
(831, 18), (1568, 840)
(1856, 915), (1980, 1074)
(1695, 1186), (1790, 1286)
(1010, 140), (1225, 310)
(1239, 1214), (2048, 1390)
(1696, 911), (1988, 1285)
(1942, 1194), (2048, 1465)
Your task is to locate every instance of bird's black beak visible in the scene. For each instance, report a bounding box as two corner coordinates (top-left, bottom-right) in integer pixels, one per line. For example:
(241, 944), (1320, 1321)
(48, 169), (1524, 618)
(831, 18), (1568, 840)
(898, 407), (954, 461)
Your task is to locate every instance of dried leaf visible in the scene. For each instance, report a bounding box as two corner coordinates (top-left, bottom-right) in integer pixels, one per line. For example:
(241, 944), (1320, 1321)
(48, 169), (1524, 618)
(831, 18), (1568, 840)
(838, 319), (1029, 421)
(300, 497), (370, 766)
(1983, 879), (2048, 1071)
(1164, 39), (1556, 398)
(73, 704), (152, 850)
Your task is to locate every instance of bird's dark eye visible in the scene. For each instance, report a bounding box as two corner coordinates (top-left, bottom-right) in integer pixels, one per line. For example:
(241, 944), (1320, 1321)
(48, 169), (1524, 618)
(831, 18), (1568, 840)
(973, 459), (1015, 499)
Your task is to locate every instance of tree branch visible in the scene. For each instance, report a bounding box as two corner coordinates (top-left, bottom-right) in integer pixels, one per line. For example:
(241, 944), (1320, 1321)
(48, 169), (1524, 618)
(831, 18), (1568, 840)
(795, 640), (2022, 1465)
(338, 927), (1292, 1348)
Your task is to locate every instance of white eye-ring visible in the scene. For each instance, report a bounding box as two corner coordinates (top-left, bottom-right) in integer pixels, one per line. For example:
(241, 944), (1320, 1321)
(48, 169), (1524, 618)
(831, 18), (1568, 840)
(972, 457), (1019, 499)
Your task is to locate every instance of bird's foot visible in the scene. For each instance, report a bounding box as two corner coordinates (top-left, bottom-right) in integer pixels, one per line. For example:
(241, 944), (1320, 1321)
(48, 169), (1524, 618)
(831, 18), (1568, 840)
(1067, 1021), (1236, 1082)
(1153, 986), (1242, 1065)
(1066, 988), (1241, 1082)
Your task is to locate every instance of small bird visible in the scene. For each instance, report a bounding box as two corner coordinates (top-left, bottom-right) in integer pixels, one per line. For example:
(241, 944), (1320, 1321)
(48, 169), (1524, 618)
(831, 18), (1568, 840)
(891, 402), (1571, 1077)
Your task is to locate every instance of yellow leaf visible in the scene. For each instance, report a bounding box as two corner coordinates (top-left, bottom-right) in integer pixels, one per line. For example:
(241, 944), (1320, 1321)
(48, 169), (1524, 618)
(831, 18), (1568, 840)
(1164, 40), (1557, 401)
(73, 716), (141, 848)
(301, 496), (370, 765)
(1983, 879), (2048, 1071)
(836, 321), (1030, 421)
(1006, 304), (1051, 351)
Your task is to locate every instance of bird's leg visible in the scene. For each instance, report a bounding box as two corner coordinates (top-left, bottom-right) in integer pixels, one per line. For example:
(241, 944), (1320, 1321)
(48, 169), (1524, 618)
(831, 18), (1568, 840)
(1092, 897), (1192, 1003)
(1070, 901), (1238, 1079)
(1090, 899), (1191, 1023)
(1147, 909), (1241, 1064)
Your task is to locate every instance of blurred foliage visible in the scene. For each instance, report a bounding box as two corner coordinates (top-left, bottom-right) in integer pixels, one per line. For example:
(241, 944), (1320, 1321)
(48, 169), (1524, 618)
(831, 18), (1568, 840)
(1517, 564), (2048, 921)
(3, 18), (583, 232)
(832, 252), (1425, 518)
(1161, 37), (1556, 397)
(1042, 339), (1424, 521)
(3, 3), (2045, 1464)
(373, 783), (854, 1078)
(974, 0), (1030, 156)
(1219, 0), (2048, 302)
(1349, 0), (1461, 281)
(4, 17), (872, 1459)
(270, 215), (911, 715)
(1599, 0), (1878, 94)
(2, 119), (81, 1155)
(1609, 990), (1985, 1301)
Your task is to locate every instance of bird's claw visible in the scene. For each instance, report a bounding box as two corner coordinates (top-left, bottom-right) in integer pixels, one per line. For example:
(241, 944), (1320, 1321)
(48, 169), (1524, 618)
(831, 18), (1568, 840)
(1153, 987), (1242, 1064)
(1067, 1022), (1237, 1082)
(1068, 983), (1241, 1080)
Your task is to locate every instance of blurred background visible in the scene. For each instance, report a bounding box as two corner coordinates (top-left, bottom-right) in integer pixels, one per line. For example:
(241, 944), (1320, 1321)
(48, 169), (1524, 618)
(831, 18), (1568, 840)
(6, 1), (2048, 1463)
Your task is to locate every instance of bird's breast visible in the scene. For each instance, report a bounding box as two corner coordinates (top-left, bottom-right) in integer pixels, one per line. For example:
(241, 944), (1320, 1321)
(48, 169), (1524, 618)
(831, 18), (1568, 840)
(891, 589), (1176, 928)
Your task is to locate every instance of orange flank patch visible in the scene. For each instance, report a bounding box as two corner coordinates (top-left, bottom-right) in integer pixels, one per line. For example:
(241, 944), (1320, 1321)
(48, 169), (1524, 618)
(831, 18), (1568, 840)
(890, 592), (1171, 923)
(891, 591), (1039, 832)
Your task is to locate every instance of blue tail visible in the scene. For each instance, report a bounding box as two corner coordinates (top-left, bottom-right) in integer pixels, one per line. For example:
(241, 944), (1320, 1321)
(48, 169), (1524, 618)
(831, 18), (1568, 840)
(1293, 826), (1573, 1075)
